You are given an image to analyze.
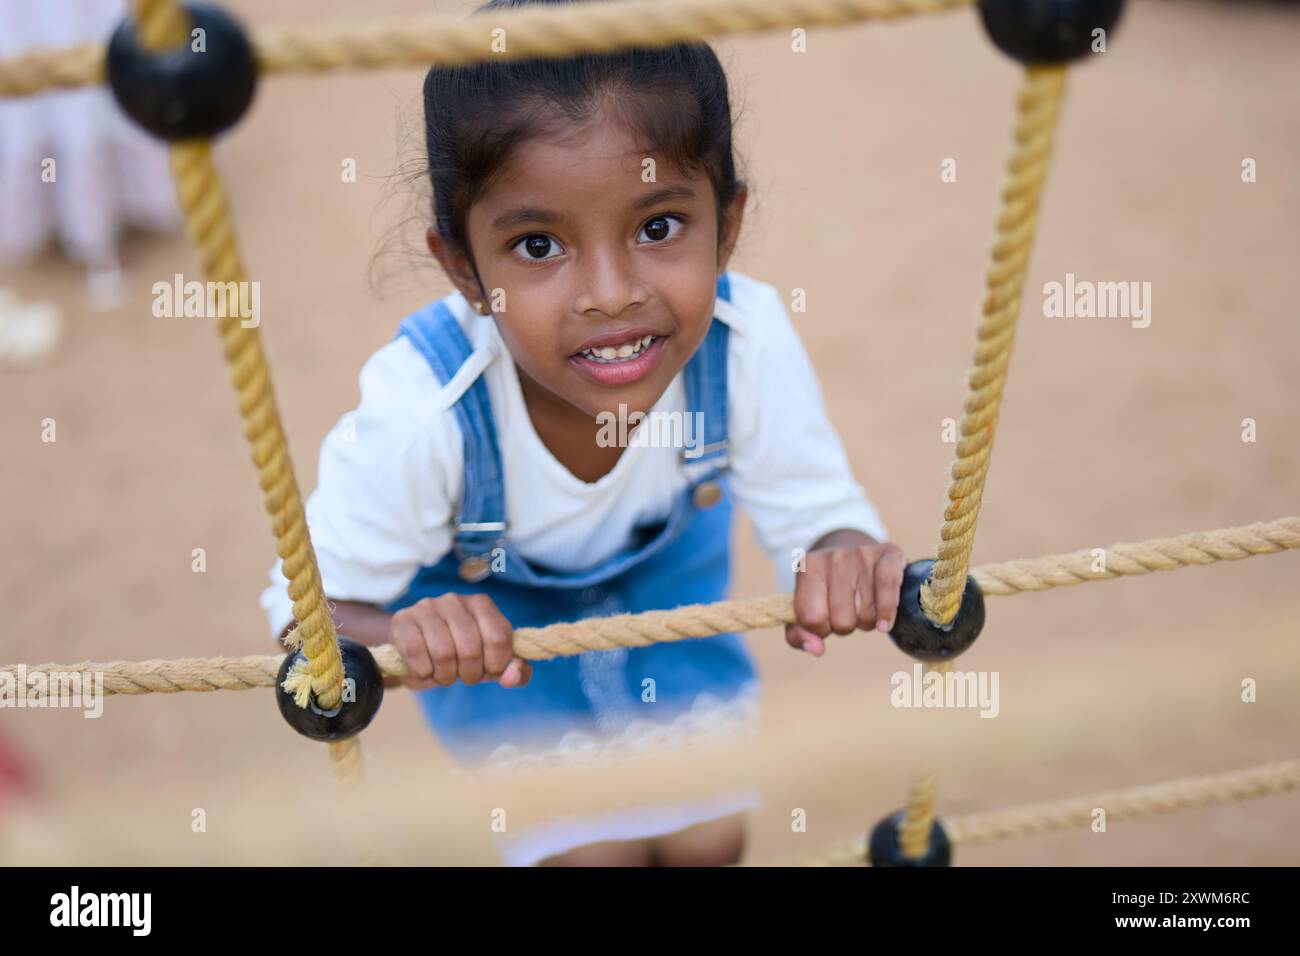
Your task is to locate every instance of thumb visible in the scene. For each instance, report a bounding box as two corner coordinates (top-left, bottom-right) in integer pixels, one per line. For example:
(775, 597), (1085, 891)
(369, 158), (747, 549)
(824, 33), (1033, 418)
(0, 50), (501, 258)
(785, 624), (826, 657)
(497, 657), (533, 688)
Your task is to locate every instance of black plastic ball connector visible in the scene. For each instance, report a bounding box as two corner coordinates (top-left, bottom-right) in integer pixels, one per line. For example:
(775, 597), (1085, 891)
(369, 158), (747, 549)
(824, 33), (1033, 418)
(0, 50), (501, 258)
(887, 559), (985, 662)
(106, 1), (257, 141)
(978, 0), (1126, 65)
(276, 637), (384, 742)
(868, 811), (952, 867)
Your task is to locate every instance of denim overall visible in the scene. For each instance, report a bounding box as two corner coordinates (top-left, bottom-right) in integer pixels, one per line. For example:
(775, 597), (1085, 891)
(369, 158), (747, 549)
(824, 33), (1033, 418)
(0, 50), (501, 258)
(382, 274), (759, 764)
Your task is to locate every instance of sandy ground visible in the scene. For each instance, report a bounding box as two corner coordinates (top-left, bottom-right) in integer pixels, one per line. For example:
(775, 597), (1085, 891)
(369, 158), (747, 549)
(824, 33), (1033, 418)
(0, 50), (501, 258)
(1, 0), (1298, 865)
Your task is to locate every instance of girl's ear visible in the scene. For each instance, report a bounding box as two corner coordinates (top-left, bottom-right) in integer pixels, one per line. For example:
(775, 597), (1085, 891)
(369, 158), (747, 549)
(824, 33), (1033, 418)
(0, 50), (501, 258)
(426, 226), (487, 305)
(716, 182), (748, 276)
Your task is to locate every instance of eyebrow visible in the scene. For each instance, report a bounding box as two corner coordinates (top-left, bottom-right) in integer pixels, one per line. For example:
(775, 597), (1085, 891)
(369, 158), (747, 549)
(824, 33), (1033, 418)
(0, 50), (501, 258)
(490, 185), (697, 231)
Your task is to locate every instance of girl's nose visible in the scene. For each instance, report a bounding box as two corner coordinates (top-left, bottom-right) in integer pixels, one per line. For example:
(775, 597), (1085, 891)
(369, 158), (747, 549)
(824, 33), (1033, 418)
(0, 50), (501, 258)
(574, 249), (648, 318)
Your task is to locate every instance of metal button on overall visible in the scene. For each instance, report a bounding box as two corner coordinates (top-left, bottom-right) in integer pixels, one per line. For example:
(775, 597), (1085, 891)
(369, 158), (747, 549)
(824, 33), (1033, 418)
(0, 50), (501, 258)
(692, 481), (722, 509)
(458, 556), (491, 583)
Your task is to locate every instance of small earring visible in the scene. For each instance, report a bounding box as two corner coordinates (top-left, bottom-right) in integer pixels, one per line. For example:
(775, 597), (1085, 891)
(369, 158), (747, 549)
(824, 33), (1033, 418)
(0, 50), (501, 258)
(474, 301), (485, 314)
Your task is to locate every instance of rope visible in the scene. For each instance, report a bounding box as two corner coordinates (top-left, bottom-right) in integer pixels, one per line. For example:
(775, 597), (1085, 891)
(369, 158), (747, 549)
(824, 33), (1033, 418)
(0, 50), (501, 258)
(973, 515), (1300, 595)
(6, 514), (1298, 696)
(920, 65), (1068, 627)
(0, 43), (102, 96)
(0, 0), (975, 99)
(254, 0), (974, 72)
(896, 661), (949, 859)
(897, 769), (939, 859)
(897, 67), (1069, 860)
(127, 0), (346, 712)
(328, 737), (386, 864)
(803, 760), (1300, 866)
(329, 736), (369, 794)
(135, 0), (188, 48)
(0, 0), (1285, 872)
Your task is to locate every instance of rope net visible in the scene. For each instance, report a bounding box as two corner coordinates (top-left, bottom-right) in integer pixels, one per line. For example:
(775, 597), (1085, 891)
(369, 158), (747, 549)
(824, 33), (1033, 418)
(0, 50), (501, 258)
(0, 0), (1294, 865)
(803, 760), (1300, 866)
(5, 513), (1298, 697)
(0, 0), (976, 97)
(131, 0), (347, 713)
(919, 65), (1066, 627)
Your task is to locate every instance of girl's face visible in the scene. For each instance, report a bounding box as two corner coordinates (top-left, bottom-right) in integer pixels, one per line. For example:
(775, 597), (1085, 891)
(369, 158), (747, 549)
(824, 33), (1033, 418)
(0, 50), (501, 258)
(429, 104), (746, 426)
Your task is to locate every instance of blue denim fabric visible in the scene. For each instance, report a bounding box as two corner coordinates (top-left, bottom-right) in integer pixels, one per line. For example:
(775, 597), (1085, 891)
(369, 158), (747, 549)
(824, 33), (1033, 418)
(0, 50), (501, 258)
(382, 274), (758, 763)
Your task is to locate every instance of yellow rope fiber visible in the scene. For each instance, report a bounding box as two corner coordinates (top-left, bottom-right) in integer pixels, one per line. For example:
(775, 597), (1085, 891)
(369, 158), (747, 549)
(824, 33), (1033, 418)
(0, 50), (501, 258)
(920, 65), (1068, 628)
(129, 0), (345, 711)
(889, 65), (1069, 864)
(0, 0), (975, 98)
(803, 760), (1300, 866)
(6, 515), (1298, 697)
(896, 660), (950, 859)
(0, 0), (1293, 870)
(328, 736), (366, 792)
(0, 43), (104, 96)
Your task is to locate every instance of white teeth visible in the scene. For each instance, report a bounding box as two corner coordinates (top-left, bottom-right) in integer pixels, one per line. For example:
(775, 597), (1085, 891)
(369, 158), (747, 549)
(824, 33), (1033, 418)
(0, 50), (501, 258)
(581, 335), (657, 363)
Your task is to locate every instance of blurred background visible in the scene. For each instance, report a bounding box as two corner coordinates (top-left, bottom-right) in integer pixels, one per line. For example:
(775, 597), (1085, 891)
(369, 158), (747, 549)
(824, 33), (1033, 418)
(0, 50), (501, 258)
(1, 0), (1298, 864)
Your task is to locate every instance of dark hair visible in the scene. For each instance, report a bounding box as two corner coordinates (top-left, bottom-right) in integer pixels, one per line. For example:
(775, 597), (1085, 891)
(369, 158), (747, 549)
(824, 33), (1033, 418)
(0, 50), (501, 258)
(423, 0), (745, 289)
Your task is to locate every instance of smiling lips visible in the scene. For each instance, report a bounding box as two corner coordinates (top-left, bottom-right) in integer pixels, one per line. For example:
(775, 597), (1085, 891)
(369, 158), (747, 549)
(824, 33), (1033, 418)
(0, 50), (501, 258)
(569, 331), (667, 386)
(578, 333), (657, 363)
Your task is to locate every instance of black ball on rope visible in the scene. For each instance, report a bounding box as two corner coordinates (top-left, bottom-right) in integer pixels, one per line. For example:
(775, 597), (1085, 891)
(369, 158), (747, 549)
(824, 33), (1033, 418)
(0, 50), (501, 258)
(886, 560), (985, 663)
(106, 1), (258, 141)
(978, 0), (1126, 65)
(868, 810), (952, 867)
(276, 637), (384, 742)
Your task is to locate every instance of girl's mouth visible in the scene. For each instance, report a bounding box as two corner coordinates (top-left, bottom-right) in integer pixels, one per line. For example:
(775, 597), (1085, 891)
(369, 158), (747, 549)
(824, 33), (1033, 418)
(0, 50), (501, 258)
(569, 333), (667, 386)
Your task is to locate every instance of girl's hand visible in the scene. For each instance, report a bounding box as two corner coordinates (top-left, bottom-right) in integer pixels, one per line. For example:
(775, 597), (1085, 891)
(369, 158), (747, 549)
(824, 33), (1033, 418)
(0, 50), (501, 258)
(389, 593), (533, 690)
(786, 540), (907, 656)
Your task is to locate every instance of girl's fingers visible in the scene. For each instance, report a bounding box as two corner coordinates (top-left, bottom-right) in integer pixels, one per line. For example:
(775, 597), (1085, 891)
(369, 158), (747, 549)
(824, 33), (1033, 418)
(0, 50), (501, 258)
(391, 617), (435, 681)
(498, 657), (533, 688)
(786, 624), (825, 656)
(874, 547), (908, 633)
(399, 674), (439, 691)
(827, 550), (863, 636)
(439, 596), (485, 685)
(419, 612), (459, 687)
(792, 565), (830, 643)
(853, 569), (878, 632)
(466, 594), (514, 678)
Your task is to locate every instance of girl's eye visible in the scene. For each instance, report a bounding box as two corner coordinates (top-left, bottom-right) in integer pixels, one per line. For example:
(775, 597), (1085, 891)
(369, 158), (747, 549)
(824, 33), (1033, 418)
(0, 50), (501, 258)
(638, 215), (683, 244)
(511, 217), (682, 261)
(513, 234), (563, 262)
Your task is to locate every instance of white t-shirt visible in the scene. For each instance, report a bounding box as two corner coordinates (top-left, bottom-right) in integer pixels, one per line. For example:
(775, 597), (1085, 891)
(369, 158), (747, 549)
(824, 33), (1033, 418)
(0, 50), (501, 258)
(260, 271), (887, 639)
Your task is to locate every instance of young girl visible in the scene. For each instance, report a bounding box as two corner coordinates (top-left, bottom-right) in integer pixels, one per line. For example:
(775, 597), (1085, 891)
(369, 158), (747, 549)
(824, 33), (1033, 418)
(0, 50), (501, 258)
(262, 0), (907, 866)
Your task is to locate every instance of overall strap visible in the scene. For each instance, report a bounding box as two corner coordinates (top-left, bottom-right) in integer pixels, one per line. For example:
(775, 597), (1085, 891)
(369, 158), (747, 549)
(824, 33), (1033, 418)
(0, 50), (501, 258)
(679, 273), (733, 487)
(395, 299), (506, 579)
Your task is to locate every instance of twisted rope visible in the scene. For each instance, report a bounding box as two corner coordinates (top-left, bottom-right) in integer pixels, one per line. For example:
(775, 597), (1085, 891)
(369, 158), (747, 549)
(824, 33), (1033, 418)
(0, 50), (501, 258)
(973, 515), (1300, 595)
(803, 760), (1300, 866)
(130, 0), (345, 711)
(902, 64), (1068, 865)
(896, 661), (949, 860)
(8, 515), (1297, 697)
(897, 769), (940, 859)
(254, 0), (974, 72)
(135, 0), (188, 47)
(0, 43), (102, 96)
(328, 737), (385, 864)
(2, 0), (1285, 873)
(920, 66), (1069, 627)
(0, 0), (975, 99)
(329, 737), (366, 793)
